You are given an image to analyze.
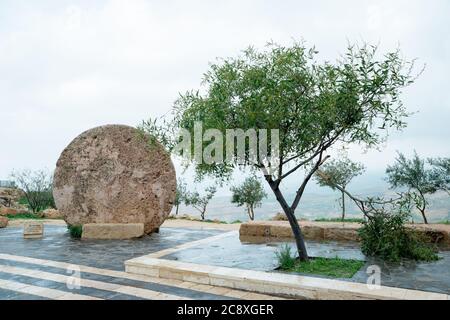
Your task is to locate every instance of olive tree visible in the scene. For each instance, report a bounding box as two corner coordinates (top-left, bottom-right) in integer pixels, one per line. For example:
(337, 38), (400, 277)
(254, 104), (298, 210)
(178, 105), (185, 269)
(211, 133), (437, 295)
(386, 151), (437, 224)
(142, 42), (419, 260)
(10, 169), (54, 214)
(231, 176), (267, 220)
(315, 156), (365, 221)
(184, 186), (217, 220)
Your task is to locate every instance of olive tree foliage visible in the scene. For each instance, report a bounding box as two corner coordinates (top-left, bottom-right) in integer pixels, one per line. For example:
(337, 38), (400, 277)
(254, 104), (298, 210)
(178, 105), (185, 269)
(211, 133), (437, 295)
(184, 185), (217, 220)
(230, 176), (267, 221)
(429, 157), (450, 195)
(174, 178), (187, 215)
(141, 41), (420, 261)
(315, 155), (365, 221)
(10, 169), (54, 214)
(386, 151), (438, 224)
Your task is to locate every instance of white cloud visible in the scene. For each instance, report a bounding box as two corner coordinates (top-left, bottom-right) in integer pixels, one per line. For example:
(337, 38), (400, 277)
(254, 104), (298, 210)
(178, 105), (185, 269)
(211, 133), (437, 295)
(0, 0), (449, 184)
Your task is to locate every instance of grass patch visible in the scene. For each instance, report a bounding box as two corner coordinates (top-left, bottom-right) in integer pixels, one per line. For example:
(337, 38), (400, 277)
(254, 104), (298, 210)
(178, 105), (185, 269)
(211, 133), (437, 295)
(314, 217), (364, 223)
(168, 215), (243, 224)
(67, 225), (82, 238)
(203, 219), (228, 224)
(18, 197), (29, 206)
(6, 213), (42, 220)
(289, 257), (365, 278)
(276, 244), (364, 278)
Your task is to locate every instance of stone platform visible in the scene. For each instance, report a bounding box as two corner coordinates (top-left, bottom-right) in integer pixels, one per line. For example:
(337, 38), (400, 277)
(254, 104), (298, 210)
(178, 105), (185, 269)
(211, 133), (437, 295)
(239, 221), (450, 246)
(82, 223), (145, 240)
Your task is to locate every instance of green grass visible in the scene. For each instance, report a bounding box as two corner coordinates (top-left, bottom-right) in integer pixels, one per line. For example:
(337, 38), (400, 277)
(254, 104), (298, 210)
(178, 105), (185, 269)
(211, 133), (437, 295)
(288, 257), (365, 278)
(438, 220), (450, 225)
(314, 217), (364, 223)
(168, 215), (243, 224)
(203, 219), (228, 224)
(18, 197), (29, 206)
(6, 213), (42, 220)
(276, 244), (364, 278)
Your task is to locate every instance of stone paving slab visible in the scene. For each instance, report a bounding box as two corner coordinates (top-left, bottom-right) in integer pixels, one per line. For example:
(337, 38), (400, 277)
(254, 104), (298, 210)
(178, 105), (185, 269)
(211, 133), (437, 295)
(0, 252), (283, 300)
(0, 225), (224, 270)
(0, 258), (236, 300)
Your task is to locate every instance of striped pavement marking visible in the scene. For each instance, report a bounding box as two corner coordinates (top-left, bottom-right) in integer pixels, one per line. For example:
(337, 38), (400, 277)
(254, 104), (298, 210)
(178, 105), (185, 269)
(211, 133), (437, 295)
(0, 253), (285, 300)
(0, 264), (188, 300)
(0, 278), (102, 300)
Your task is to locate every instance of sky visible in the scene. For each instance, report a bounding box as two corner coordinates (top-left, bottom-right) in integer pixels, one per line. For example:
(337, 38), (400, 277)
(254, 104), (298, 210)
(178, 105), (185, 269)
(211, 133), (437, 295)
(1, 0), (449, 195)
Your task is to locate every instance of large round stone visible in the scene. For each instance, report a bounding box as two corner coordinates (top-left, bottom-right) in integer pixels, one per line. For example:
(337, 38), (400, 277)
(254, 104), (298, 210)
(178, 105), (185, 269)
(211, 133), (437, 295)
(53, 125), (176, 234)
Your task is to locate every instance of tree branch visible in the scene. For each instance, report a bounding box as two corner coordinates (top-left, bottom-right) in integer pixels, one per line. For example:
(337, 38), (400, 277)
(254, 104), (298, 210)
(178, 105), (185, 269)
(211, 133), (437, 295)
(291, 152), (330, 212)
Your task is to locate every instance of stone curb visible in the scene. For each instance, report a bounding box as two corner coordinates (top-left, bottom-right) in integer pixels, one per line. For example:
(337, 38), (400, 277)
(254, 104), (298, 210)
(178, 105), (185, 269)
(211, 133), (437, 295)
(124, 256), (449, 300)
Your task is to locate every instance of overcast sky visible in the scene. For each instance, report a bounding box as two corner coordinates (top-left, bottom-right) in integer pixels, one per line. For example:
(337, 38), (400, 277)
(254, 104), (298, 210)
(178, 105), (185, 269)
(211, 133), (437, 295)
(1, 0), (449, 189)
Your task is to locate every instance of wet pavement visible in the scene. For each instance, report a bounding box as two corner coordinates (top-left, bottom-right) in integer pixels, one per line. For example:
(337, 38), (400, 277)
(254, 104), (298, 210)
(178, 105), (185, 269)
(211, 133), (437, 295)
(1, 225), (449, 296)
(352, 253), (450, 294)
(0, 225), (223, 271)
(162, 232), (450, 294)
(163, 232), (365, 271)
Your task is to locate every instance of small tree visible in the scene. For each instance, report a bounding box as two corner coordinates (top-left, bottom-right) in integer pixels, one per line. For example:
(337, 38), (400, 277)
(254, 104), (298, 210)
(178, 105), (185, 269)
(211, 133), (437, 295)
(315, 170), (438, 262)
(231, 176), (267, 220)
(10, 169), (54, 214)
(315, 156), (365, 221)
(174, 178), (187, 215)
(184, 186), (217, 220)
(142, 42), (420, 261)
(386, 151), (437, 224)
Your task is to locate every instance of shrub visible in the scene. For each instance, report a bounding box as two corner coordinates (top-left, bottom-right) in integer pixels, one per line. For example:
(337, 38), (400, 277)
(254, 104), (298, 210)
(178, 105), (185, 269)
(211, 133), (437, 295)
(275, 244), (296, 270)
(358, 206), (438, 262)
(271, 212), (288, 221)
(6, 213), (41, 220)
(68, 225), (82, 238)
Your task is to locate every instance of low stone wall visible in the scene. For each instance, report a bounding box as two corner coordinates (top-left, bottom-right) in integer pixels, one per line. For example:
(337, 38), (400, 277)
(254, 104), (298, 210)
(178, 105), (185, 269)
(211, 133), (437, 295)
(0, 216), (8, 228)
(240, 221), (450, 245)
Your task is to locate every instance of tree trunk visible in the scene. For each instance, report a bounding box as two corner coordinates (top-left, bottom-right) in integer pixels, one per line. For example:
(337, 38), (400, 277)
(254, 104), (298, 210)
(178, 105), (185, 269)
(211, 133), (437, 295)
(418, 191), (428, 224)
(271, 184), (309, 261)
(201, 208), (205, 220)
(175, 204), (179, 215)
(420, 209), (428, 224)
(248, 205), (255, 221)
(341, 190), (346, 222)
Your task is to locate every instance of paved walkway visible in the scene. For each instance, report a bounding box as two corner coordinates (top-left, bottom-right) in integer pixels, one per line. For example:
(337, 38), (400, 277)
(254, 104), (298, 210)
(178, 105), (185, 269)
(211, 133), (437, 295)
(0, 225), (283, 300)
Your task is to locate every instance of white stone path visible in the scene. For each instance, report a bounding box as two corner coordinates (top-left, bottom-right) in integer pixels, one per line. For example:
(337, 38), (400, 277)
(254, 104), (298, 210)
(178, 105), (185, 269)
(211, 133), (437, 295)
(0, 253), (284, 300)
